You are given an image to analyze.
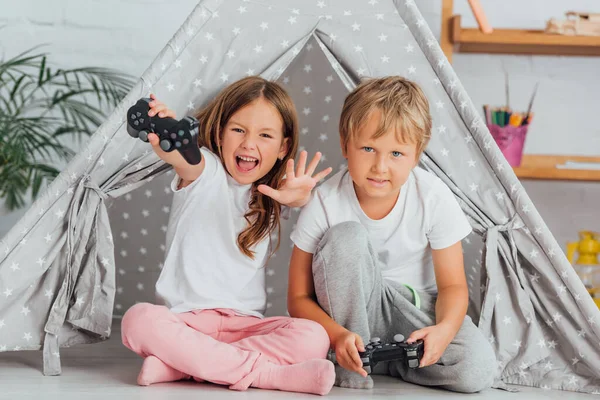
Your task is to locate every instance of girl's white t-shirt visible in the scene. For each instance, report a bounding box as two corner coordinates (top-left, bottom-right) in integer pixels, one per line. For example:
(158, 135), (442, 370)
(155, 147), (269, 317)
(291, 166), (472, 294)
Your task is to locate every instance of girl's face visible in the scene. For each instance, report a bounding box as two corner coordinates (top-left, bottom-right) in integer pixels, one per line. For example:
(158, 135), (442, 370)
(220, 97), (289, 185)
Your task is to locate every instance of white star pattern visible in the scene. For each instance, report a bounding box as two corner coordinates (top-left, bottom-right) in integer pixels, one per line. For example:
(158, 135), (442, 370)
(529, 249), (539, 258)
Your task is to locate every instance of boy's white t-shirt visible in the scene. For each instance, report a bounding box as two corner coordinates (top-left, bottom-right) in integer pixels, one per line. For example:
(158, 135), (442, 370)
(290, 166), (472, 294)
(155, 147), (269, 318)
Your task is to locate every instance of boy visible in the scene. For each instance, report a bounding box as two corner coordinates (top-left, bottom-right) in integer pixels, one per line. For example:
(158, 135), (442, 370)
(287, 77), (496, 393)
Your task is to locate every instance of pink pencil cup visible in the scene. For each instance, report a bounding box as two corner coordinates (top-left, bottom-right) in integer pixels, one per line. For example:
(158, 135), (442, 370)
(487, 124), (529, 167)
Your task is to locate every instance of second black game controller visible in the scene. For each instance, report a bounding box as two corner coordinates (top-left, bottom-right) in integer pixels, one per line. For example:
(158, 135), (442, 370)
(126, 98), (202, 165)
(360, 334), (424, 373)
(329, 334), (424, 374)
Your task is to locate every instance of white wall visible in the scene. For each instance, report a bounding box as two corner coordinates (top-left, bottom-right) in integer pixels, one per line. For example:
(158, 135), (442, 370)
(1, 0), (599, 246)
(0, 0), (199, 77)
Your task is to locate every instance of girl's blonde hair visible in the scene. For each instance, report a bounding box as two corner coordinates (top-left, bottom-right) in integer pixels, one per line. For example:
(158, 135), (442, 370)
(339, 76), (432, 158)
(195, 76), (299, 259)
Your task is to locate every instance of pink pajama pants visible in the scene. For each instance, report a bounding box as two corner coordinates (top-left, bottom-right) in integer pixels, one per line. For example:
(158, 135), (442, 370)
(121, 303), (330, 390)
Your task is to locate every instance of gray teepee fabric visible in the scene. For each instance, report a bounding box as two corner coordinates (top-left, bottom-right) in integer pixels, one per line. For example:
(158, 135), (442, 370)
(0, 0), (599, 394)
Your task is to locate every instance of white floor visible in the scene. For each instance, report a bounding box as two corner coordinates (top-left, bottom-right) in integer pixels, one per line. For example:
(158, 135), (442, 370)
(0, 319), (594, 400)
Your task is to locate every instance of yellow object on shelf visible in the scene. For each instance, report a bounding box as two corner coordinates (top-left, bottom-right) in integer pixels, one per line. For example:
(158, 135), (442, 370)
(567, 231), (600, 308)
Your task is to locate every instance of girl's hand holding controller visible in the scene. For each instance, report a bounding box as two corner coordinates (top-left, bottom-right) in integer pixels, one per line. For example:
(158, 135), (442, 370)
(145, 94), (187, 167)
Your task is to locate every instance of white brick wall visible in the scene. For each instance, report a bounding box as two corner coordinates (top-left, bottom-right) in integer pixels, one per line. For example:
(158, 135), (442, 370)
(1, 0), (599, 245)
(0, 0), (199, 77)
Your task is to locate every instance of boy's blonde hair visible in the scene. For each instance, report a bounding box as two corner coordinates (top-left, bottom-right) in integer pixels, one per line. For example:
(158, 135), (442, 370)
(339, 76), (432, 158)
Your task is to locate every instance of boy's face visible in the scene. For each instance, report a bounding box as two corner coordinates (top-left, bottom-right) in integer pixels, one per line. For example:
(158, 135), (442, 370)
(342, 109), (419, 203)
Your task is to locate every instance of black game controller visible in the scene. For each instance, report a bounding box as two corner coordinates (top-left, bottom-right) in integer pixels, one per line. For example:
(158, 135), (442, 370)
(359, 334), (424, 374)
(126, 98), (202, 165)
(329, 334), (424, 374)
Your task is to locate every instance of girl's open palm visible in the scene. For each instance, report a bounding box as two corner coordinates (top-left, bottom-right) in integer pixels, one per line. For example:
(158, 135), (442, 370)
(257, 151), (332, 207)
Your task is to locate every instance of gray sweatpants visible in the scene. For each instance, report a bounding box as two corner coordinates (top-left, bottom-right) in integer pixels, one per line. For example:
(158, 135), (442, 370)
(312, 221), (497, 393)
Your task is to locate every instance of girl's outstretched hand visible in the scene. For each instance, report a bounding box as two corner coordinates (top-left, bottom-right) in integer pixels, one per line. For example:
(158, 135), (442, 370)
(257, 151), (332, 208)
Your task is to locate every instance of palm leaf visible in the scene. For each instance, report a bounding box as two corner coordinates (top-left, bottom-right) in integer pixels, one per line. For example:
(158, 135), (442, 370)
(0, 46), (135, 211)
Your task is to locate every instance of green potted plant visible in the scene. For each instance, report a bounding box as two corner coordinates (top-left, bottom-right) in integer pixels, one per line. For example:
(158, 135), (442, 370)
(0, 47), (134, 212)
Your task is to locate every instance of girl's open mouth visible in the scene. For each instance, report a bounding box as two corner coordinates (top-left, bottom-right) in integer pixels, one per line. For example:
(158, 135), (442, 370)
(236, 155), (259, 172)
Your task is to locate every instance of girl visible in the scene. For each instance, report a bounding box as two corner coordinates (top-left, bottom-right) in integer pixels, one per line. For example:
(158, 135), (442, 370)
(121, 76), (335, 396)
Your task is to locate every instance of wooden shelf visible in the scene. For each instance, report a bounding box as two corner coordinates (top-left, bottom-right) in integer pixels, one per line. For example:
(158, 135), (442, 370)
(450, 15), (600, 57)
(513, 155), (600, 181)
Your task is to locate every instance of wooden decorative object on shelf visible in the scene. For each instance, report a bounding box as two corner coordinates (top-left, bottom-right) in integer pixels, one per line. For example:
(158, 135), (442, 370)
(513, 155), (600, 181)
(546, 12), (600, 37)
